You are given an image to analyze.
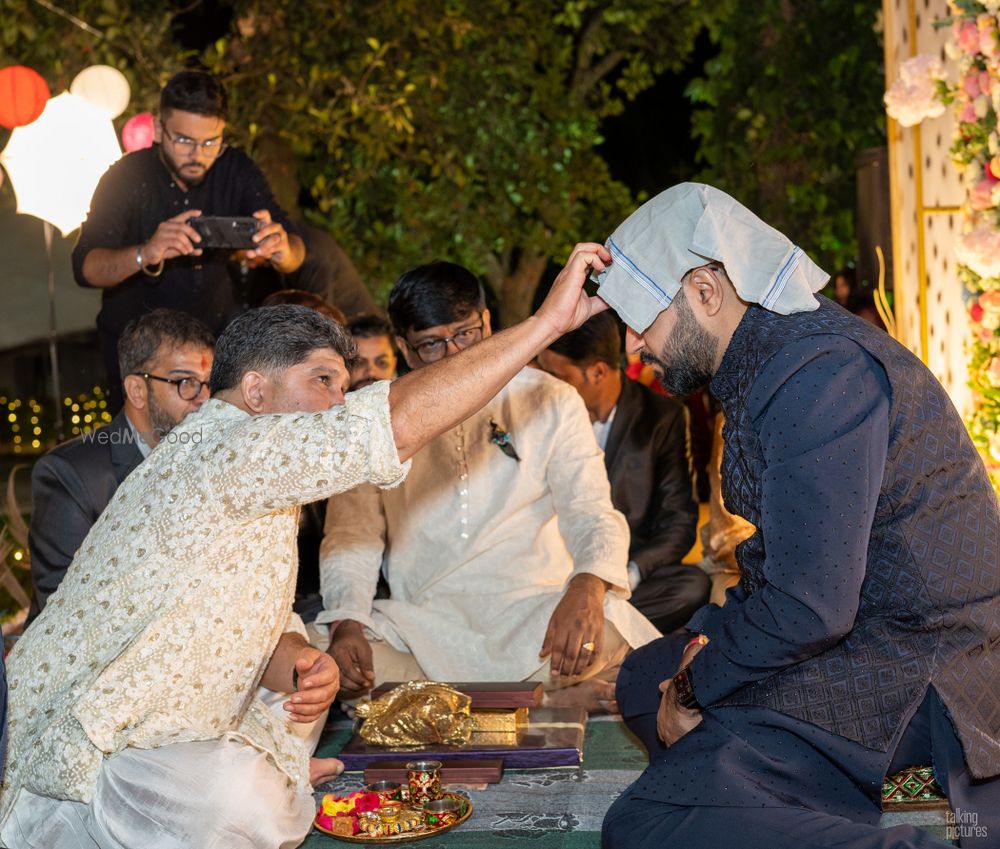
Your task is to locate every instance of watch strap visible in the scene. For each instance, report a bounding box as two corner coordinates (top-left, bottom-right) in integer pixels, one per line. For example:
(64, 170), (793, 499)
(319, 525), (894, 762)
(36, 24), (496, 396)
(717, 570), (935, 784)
(673, 666), (701, 711)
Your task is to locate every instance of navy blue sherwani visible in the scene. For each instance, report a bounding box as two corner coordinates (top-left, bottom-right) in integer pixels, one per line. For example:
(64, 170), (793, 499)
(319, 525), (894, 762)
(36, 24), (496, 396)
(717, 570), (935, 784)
(605, 299), (1000, 849)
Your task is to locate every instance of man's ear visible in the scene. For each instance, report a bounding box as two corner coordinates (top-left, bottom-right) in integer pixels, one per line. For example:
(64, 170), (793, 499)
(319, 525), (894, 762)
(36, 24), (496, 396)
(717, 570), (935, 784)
(153, 114), (163, 144)
(587, 360), (610, 385)
(240, 371), (270, 414)
(481, 308), (492, 338)
(686, 266), (726, 318)
(122, 374), (148, 410)
(395, 336), (420, 371)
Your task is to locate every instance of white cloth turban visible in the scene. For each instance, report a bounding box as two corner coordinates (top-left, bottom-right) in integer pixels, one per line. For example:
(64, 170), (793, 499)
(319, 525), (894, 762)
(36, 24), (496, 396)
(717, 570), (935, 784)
(592, 183), (830, 332)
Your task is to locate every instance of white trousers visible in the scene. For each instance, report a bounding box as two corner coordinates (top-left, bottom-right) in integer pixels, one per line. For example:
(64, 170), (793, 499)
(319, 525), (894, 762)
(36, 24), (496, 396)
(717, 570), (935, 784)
(1, 688), (327, 849)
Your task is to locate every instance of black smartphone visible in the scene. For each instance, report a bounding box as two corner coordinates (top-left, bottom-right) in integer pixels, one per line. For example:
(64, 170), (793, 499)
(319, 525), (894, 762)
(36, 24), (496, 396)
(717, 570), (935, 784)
(188, 216), (259, 250)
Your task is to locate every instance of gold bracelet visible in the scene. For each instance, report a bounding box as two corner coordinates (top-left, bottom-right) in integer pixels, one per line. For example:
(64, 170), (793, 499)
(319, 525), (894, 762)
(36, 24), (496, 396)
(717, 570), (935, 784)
(143, 258), (165, 277)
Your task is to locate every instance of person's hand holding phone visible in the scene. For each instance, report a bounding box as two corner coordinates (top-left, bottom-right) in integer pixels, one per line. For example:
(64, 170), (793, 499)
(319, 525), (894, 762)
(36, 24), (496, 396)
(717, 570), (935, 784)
(141, 209), (204, 266)
(247, 209), (290, 266)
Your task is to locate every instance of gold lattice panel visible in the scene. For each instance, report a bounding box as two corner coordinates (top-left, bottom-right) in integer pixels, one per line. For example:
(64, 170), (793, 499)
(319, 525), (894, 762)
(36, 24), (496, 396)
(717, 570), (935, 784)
(884, 0), (970, 414)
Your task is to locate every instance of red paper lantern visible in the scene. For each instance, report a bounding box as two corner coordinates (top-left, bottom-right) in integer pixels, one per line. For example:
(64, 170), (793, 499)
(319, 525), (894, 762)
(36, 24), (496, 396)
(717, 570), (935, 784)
(0, 65), (50, 129)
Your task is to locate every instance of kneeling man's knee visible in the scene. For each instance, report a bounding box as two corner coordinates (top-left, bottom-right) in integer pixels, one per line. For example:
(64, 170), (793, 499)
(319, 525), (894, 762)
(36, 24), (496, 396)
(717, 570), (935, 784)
(603, 789), (688, 849)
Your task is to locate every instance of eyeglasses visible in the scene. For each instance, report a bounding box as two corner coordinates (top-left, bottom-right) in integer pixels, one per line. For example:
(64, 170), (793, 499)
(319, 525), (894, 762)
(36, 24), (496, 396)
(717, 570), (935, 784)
(408, 318), (484, 363)
(134, 373), (209, 401)
(161, 126), (226, 157)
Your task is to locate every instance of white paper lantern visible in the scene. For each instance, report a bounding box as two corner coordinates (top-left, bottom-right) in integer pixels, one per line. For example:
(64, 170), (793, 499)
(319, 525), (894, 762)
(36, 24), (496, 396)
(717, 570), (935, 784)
(0, 92), (122, 235)
(70, 64), (131, 119)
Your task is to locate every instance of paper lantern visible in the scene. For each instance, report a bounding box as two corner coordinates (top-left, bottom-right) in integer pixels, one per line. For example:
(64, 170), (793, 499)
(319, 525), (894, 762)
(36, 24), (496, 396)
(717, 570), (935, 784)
(122, 111), (155, 152)
(70, 65), (131, 119)
(0, 65), (50, 129)
(0, 92), (122, 235)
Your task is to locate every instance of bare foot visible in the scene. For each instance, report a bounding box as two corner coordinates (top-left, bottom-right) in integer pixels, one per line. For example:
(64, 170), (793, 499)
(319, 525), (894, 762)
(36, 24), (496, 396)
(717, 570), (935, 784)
(543, 679), (619, 714)
(310, 757), (345, 786)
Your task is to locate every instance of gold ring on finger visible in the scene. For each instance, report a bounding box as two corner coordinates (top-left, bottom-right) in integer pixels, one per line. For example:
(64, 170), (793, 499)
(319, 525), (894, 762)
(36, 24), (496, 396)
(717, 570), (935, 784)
(581, 641), (596, 653)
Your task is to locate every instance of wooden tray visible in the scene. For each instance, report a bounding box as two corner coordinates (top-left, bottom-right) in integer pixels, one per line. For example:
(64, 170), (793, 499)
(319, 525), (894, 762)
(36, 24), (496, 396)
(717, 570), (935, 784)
(313, 792), (472, 843)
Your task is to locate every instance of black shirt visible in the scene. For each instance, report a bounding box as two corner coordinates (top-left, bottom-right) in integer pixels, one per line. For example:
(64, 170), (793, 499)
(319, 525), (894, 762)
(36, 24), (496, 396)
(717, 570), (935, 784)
(72, 144), (298, 341)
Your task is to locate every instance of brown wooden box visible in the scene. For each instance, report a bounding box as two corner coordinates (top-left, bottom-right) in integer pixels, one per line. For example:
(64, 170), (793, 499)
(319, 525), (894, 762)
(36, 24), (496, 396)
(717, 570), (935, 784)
(363, 759), (504, 785)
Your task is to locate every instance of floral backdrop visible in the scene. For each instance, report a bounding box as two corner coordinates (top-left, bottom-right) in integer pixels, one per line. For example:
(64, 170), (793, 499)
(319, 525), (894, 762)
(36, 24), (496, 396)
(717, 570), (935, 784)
(885, 0), (1000, 490)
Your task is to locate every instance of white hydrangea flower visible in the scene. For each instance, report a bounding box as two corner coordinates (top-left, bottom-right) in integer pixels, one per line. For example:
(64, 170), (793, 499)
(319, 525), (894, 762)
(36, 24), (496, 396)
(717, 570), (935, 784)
(957, 226), (1000, 280)
(900, 53), (947, 82)
(884, 54), (947, 127)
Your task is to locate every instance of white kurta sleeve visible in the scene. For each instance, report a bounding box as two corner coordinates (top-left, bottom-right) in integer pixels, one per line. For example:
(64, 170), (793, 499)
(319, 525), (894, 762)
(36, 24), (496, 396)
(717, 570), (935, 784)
(545, 387), (631, 595)
(206, 381), (408, 522)
(314, 483), (386, 631)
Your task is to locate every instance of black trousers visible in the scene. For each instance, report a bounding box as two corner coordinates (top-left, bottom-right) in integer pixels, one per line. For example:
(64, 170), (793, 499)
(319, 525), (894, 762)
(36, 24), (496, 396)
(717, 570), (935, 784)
(629, 563), (712, 634)
(604, 643), (1000, 849)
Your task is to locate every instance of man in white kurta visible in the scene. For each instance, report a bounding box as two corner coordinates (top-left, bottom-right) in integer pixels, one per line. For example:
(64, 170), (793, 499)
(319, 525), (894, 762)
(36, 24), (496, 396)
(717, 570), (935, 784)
(317, 261), (659, 703)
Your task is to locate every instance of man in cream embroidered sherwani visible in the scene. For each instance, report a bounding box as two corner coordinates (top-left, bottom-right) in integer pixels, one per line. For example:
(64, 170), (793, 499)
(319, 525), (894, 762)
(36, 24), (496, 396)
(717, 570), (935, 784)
(318, 262), (659, 710)
(1, 244), (620, 849)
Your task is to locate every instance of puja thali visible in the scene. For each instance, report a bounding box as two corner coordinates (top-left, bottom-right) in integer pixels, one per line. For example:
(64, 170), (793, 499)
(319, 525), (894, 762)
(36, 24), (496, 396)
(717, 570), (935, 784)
(313, 791), (472, 843)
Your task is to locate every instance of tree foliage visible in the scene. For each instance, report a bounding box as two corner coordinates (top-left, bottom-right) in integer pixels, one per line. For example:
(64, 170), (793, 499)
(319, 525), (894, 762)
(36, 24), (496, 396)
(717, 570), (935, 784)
(685, 0), (886, 276)
(2, 0), (712, 320)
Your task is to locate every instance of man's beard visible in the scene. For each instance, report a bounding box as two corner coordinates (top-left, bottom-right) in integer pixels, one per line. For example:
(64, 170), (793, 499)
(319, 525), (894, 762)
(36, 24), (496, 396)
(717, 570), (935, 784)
(159, 147), (208, 187)
(640, 289), (717, 397)
(147, 392), (180, 445)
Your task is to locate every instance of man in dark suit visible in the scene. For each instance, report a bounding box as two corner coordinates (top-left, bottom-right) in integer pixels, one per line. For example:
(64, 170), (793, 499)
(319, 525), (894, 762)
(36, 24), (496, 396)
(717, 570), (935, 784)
(538, 311), (709, 634)
(27, 309), (214, 622)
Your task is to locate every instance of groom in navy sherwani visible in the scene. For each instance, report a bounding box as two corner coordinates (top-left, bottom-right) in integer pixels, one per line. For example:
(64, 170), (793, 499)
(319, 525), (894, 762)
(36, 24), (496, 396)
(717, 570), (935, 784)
(598, 183), (1000, 849)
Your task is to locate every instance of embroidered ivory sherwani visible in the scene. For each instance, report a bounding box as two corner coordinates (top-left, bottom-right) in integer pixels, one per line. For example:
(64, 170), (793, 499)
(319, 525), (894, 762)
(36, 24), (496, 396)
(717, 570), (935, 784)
(316, 368), (661, 681)
(0, 384), (407, 830)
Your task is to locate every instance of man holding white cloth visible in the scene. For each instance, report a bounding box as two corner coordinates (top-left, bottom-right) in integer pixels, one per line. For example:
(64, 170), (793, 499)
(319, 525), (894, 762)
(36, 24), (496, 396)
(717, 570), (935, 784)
(0, 245), (617, 849)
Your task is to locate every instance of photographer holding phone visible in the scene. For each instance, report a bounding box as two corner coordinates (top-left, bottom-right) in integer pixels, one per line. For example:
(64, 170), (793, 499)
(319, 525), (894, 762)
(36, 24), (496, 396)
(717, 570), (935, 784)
(72, 70), (304, 410)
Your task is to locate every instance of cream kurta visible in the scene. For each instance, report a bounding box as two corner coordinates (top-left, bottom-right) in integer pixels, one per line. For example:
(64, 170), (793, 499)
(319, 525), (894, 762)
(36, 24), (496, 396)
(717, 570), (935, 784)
(0, 384), (407, 827)
(316, 368), (660, 681)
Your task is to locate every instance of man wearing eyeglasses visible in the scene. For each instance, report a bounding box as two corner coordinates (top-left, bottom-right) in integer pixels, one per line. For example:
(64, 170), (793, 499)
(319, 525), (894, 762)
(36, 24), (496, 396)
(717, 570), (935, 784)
(27, 308), (214, 624)
(71, 70), (304, 411)
(317, 261), (659, 711)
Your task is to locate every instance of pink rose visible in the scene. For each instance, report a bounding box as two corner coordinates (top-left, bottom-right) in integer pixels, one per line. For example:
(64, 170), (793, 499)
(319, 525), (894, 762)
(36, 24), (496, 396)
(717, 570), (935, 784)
(961, 101), (979, 123)
(956, 19), (983, 54)
(981, 327), (996, 342)
(971, 174), (1000, 210)
(980, 71), (993, 96)
(964, 72), (982, 99)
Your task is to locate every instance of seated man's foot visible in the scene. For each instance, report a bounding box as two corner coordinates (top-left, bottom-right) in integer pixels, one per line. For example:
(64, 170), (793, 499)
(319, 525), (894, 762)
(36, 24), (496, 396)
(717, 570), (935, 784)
(543, 678), (619, 714)
(310, 757), (345, 786)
